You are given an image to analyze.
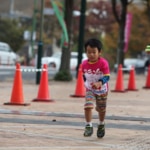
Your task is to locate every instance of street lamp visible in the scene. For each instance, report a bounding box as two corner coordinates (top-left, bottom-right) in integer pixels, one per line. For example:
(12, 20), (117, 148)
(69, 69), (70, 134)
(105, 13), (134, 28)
(36, 0), (44, 84)
(77, 0), (87, 76)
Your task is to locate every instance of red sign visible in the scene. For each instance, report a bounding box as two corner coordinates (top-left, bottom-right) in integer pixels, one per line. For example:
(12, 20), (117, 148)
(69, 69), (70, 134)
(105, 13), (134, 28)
(124, 13), (132, 52)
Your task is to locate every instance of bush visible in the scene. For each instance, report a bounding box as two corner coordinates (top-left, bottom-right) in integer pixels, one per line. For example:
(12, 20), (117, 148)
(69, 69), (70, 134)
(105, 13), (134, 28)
(54, 70), (73, 81)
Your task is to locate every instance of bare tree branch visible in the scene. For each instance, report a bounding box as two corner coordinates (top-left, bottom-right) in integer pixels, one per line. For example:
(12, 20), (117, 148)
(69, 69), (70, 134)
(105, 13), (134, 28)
(111, 0), (120, 24)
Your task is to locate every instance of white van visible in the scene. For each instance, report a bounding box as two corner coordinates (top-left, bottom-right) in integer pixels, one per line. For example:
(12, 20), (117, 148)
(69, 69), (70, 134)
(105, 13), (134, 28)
(0, 42), (18, 65)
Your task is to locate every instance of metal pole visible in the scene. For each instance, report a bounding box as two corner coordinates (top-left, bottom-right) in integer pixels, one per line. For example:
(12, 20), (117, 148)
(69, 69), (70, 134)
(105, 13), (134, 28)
(36, 0), (44, 84)
(30, 0), (37, 58)
(10, 0), (14, 16)
(76, 0), (86, 76)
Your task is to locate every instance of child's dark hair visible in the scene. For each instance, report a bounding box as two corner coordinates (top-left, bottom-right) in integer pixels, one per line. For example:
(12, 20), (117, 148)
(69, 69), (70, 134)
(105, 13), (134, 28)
(84, 38), (103, 52)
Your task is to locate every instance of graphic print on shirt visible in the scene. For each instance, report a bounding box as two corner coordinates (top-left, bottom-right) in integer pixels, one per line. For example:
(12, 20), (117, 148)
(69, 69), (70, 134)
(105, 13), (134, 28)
(82, 58), (109, 95)
(84, 68), (108, 95)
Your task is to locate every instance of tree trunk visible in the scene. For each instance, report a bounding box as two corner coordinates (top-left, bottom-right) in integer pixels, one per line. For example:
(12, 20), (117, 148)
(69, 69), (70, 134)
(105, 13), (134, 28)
(59, 0), (74, 72)
(112, 0), (128, 66)
(116, 5), (127, 66)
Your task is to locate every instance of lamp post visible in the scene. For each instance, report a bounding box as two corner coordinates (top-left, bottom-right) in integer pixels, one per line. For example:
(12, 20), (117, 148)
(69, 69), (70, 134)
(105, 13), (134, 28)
(76, 0), (87, 76)
(30, 0), (38, 58)
(36, 0), (44, 84)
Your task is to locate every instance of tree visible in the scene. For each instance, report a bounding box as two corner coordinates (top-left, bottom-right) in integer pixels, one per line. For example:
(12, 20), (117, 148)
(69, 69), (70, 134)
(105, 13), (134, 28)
(127, 4), (150, 56)
(60, 0), (74, 71)
(143, 0), (150, 20)
(111, 0), (133, 66)
(54, 0), (74, 81)
(0, 18), (24, 52)
(72, 0), (116, 48)
(103, 2), (150, 63)
(85, 1), (116, 39)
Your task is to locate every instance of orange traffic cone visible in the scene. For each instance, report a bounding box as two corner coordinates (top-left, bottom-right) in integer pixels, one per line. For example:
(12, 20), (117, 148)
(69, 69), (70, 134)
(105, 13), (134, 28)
(4, 63), (30, 106)
(70, 64), (85, 97)
(111, 64), (126, 92)
(143, 65), (150, 89)
(32, 64), (54, 102)
(126, 66), (138, 91)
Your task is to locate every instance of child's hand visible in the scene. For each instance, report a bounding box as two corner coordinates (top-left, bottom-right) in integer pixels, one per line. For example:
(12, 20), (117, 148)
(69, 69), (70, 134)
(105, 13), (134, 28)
(91, 82), (102, 89)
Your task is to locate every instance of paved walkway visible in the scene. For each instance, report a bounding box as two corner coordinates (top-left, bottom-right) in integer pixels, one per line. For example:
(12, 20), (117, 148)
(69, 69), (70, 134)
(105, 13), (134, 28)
(0, 73), (150, 150)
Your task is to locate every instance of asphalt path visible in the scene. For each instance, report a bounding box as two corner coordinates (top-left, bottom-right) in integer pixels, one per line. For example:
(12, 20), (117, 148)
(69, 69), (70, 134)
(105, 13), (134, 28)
(0, 73), (150, 149)
(0, 110), (150, 131)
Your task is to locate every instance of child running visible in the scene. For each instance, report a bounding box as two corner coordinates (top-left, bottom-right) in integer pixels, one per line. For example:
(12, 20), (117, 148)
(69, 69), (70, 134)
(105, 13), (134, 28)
(82, 38), (110, 138)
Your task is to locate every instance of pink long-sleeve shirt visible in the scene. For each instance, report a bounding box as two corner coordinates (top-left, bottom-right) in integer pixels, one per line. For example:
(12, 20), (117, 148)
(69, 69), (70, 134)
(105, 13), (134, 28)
(82, 57), (110, 95)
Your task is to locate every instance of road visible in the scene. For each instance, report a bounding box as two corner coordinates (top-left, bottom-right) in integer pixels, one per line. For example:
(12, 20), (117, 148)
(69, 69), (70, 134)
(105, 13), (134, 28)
(0, 65), (76, 82)
(0, 74), (150, 150)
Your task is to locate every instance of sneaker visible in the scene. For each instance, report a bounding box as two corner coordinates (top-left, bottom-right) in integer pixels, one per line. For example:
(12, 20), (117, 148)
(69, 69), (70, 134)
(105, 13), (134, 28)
(83, 124), (93, 137)
(97, 124), (105, 138)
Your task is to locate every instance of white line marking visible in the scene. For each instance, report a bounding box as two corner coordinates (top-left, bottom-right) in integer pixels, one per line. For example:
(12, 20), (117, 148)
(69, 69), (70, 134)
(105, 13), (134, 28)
(0, 146), (113, 150)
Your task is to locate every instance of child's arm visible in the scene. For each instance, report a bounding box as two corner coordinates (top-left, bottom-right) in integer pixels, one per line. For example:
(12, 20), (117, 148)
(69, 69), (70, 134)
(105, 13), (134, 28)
(92, 75), (110, 89)
(98, 75), (110, 85)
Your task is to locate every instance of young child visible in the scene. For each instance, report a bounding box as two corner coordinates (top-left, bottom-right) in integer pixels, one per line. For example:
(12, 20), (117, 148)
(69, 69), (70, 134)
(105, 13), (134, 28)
(82, 38), (110, 138)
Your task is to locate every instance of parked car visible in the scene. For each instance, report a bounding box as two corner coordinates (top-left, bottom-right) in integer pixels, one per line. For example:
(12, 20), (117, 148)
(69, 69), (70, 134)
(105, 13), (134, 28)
(114, 57), (149, 74)
(0, 41), (19, 65)
(42, 51), (87, 71)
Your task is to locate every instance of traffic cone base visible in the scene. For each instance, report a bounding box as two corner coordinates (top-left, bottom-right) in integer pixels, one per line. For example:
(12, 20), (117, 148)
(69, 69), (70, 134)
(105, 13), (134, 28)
(143, 86), (150, 89)
(70, 94), (85, 97)
(111, 89), (126, 93)
(32, 98), (54, 102)
(125, 88), (138, 91)
(4, 102), (30, 106)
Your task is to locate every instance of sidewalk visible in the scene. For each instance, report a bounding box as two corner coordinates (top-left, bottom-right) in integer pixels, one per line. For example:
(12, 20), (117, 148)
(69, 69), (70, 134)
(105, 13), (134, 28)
(0, 73), (150, 150)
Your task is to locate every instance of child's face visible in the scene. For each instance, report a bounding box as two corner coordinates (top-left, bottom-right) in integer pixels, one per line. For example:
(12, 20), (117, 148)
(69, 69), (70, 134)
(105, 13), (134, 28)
(86, 45), (101, 63)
